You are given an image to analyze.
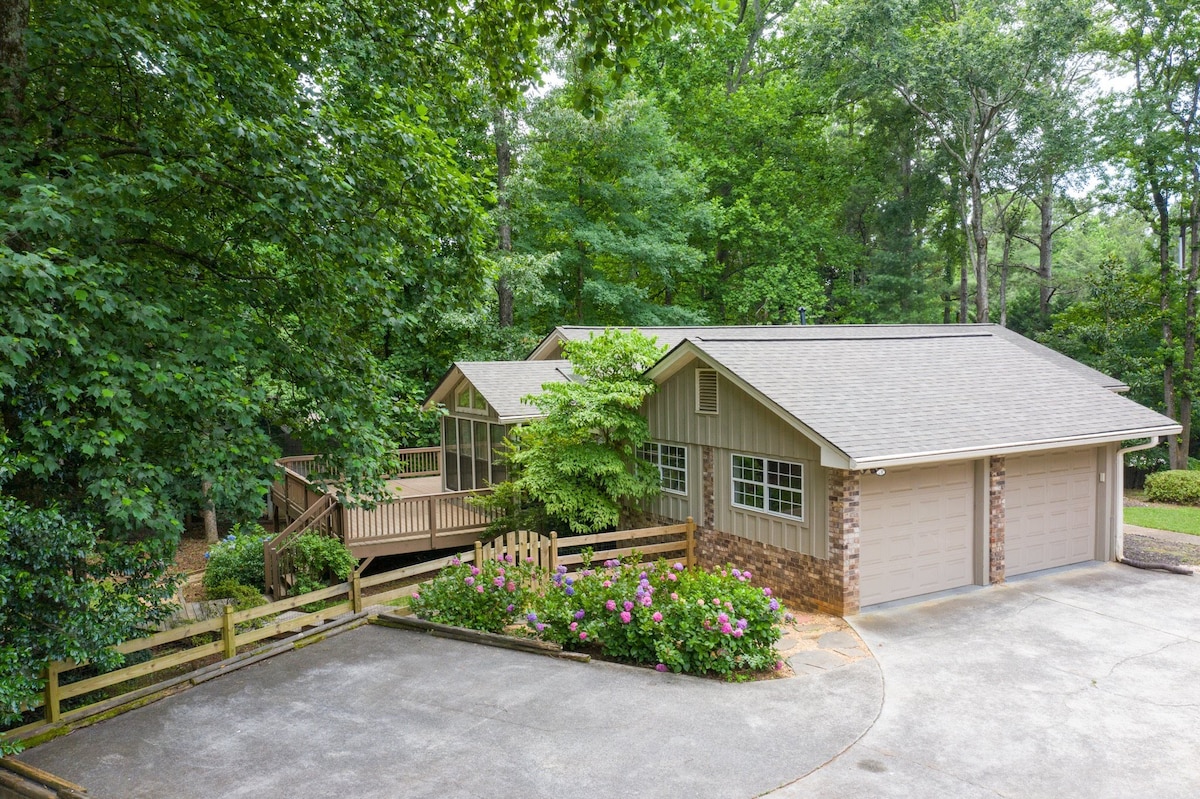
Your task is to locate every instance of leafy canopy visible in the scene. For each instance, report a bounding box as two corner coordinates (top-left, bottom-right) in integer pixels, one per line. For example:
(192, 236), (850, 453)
(497, 329), (666, 534)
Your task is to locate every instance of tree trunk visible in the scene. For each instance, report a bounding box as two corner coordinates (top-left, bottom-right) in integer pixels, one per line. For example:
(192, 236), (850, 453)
(1182, 195), (1199, 467)
(0, 0), (28, 130)
(1152, 184), (1183, 468)
(493, 105), (514, 328)
(201, 480), (218, 544)
(999, 232), (1011, 329)
(969, 170), (989, 322)
(957, 186), (969, 322)
(1037, 181), (1054, 325)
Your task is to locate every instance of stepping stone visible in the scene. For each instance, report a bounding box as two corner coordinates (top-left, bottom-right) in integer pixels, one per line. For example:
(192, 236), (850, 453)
(794, 649), (845, 670)
(817, 630), (859, 650)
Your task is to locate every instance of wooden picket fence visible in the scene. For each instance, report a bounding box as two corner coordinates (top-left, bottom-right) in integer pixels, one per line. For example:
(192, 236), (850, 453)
(3, 517), (695, 748)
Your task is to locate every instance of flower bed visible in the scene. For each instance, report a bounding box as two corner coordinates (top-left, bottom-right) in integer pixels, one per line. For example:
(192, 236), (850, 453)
(410, 551), (787, 678)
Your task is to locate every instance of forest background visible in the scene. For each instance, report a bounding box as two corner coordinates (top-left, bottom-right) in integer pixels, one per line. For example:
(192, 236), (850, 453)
(3, 0), (1200, 545)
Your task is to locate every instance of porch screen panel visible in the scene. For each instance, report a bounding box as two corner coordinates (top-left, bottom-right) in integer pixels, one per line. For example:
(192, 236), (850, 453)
(490, 423), (508, 484)
(444, 416), (459, 491)
(458, 418), (475, 490)
(474, 421), (489, 488)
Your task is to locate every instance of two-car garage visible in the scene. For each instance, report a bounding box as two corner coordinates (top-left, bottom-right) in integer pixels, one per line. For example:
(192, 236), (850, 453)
(858, 449), (1101, 607)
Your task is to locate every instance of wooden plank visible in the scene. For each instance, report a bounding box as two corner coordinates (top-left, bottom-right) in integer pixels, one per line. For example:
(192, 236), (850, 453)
(233, 602), (354, 647)
(0, 758), (86, 794)
(364, 580), (433, 605)
(58, 641), (224, 701)
(359, 552), (469, 589)
(229, 582), (349, 624)
(556, 540), (687, 567)
(562, 524), (688, 548)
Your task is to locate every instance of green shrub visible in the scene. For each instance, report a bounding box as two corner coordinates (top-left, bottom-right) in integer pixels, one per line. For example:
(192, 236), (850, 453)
(1145, 470), (1200, 505)
(205, 579), (267, 611)
(203, 523), (272, 592)
(527, 556), (784, 677)
(291, 532), (357, 595)
(410, 555), (536, 633)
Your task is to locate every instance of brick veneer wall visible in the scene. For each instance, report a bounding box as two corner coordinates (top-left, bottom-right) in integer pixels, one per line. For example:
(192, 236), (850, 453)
(988, 455), (1006, 584)
(692, 448), (860, 616)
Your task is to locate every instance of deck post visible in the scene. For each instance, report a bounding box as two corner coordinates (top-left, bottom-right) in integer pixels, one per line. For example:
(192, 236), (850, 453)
(43, 662), (61, 723)
(685, 516), (696, 568)
(221, 604), (236, 659)
(474, 540), (483, 567)
(427, 497), (438, 550)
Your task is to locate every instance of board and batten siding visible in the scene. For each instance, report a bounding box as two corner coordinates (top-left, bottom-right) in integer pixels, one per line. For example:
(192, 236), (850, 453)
(644, 362), (828, 558)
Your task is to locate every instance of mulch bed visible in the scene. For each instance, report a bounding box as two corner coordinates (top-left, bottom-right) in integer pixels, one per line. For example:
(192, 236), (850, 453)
(1123, 533), (1200, 568)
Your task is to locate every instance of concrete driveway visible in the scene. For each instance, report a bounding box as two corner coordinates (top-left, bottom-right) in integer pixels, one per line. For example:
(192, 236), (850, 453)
(779, 563), (1200, 798)
(17, 563), (1200, 798)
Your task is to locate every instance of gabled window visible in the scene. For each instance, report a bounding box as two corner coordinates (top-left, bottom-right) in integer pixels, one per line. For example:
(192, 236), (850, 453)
(696, 369), (719, 414)
(454, 383), (489, 415)
(731, 454), (803, 520)
(638, 442), (687, 495)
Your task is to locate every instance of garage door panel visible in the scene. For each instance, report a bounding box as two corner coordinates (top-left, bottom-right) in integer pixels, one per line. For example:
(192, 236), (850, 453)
(1006, 450), (1097, 576)
(860, 462), (976, 606)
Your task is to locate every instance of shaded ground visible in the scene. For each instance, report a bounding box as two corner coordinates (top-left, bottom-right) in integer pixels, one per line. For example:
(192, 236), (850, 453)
(17, 624), (882, 799)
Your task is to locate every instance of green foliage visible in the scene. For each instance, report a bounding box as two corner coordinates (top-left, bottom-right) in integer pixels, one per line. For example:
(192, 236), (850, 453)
(0, 492), (176, 747)
(485, 329), (666, 534)
(205, 580), (267, 611)
(409, 556), (536, 633)
(1144, 471), (1200, 505)
(529, 557), (784, 677)
(290, 533), (357, 596)
(202, 525), (272, 593)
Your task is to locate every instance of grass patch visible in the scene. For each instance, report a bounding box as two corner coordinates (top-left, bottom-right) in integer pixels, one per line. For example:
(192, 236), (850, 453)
(1125, 505), (1200, 536)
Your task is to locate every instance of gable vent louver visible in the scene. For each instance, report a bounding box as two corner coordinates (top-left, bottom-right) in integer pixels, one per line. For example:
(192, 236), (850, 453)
(696, 369), (719, 414)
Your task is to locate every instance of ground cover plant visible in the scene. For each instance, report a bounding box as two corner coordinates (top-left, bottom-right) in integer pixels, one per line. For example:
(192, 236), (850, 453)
(1124, 505), (1200, 536)
(202, 525), (273, 593)
(411, 553), (786, 677)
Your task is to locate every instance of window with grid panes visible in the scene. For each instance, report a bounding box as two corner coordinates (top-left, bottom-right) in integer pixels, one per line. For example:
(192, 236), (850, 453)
(637, 442), (687, 495)
(731, 454), (803, 519)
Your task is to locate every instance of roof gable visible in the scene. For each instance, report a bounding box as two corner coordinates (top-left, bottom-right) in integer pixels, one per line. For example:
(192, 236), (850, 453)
(424, 360), (573, 423)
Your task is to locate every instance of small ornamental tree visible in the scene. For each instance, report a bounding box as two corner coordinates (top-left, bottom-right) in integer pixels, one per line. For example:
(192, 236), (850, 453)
(488, 329), (666, 534)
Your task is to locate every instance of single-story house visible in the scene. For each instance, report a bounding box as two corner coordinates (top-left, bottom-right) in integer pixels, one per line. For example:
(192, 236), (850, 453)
(426, 324), (1180, 615)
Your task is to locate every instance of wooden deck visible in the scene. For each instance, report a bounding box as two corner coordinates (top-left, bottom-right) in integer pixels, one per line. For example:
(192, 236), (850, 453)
(266, 450), (497, 595)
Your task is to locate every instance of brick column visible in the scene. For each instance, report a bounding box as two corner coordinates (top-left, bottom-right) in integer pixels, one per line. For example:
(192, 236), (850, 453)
(828, 469), (861, 615)
(701, 445), (715, 531)
(988, 455), (1006, 584)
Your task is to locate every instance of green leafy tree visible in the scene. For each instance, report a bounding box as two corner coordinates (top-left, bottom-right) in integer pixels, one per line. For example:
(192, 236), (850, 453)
(0, 451), (175, 750)
(492, 329), (666, 534)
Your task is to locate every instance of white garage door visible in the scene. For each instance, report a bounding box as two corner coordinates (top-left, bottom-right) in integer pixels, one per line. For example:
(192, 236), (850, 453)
(1005, 449), (1097, 576)
(859, 462), (976, 606)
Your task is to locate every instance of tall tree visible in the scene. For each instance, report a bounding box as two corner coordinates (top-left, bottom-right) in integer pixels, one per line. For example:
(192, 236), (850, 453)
(1101, 0), (1200, 467)
(802, 0), (1092, 321)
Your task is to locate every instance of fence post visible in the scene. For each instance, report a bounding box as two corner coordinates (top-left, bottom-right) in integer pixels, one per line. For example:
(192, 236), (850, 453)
(427, 497), (438, 550)
(474, 540), (483, 568)
(685, 516), (696, 568)
(549, 531), (558, 572)
(222, 604), (236, 660)
(43, 662), (61, 723)
(351, 574), (363, 614)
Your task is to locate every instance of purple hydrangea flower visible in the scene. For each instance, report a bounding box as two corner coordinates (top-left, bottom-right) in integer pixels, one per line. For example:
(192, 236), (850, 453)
(732, 568), (742, 578)
(493, 576), (505, 587)
(506, 604), (515, 612)
(667, 572), (677, 582)
(655, 663), (668, 672)
(556, 564), (567, 575)
(623, 600), (634, 612)
(574, 609), (586, 620)
(720, 622), (734, 635)
(526, 612), (538, 623)
(762, 587), (772, 597)
(476, 585), (485, 593)
(619, 611), (632, 624)
(737, 618), (748, 629)
(717, 612), (729, 624)
(639, 595), (652, 607)
(464, 576), (475, 586)
(673, 562), (684, 571)
(564, 586), (575, 596)
(769, 598), (780, 611)
(606, 599), (617, 611)
(536, 622), (545, 632)
(451, 557), (460, 565)
(470, 566), (480, 576)
(732, 628), (744, 638)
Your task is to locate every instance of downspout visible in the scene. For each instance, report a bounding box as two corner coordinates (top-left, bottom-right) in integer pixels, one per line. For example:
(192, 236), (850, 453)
(1114, 436), (1160, 559)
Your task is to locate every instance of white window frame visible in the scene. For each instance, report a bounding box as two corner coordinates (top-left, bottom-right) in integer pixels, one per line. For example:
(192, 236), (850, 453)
(454, 383), (489, 416)
(638, 441), (688, 496)
(731, 453), (804, 521)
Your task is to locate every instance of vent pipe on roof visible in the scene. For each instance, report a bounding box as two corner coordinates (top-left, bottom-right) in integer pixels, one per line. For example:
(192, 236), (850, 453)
(798, 307), (807, 325)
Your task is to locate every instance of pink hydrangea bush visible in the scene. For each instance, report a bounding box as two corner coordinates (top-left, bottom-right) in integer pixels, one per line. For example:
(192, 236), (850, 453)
(409, 555), (534, 633)
(528, 555), (783, 677)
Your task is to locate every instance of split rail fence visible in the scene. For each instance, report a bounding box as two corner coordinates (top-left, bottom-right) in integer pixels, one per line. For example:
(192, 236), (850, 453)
(4, 517), (694, 748)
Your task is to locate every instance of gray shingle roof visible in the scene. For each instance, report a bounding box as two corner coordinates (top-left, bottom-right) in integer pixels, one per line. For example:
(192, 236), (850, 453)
(451, 360), (573, 421)
(542, 324), (1128, 391)
(680, 332), (1176, 465)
